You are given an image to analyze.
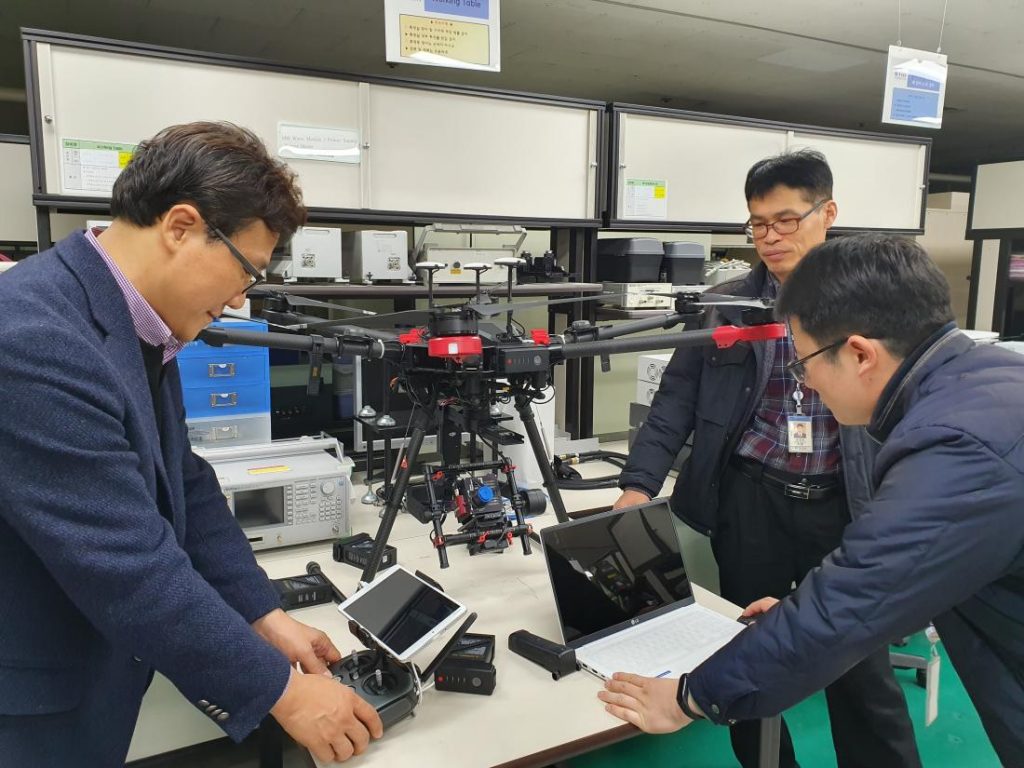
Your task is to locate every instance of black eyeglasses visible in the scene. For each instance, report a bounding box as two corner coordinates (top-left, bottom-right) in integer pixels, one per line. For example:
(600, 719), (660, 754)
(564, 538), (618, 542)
(744, 199), (830, 240)
(786, 336), (848, 384)
(209, 225), (266, 294)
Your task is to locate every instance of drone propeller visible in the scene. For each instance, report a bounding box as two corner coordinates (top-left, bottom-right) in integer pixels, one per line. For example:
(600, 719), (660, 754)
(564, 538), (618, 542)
(296, 291), (630, 335)
(218, 310), (308, 331)
(328, 325), (401, 342)
(218, 311), (400, 344)
(469, 291), (627, 318)
(247, 281), (629, 338)
(247, 288), (378, 318)
(648, 291), (773, 310)
(299, 303), (471, 333)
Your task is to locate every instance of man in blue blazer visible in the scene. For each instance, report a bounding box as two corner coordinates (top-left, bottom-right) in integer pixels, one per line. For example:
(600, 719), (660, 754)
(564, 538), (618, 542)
(0, 122), (383, 766)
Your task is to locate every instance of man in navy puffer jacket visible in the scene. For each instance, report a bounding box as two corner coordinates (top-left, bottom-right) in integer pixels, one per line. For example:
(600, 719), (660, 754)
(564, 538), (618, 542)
(600, 233), (1024, 767)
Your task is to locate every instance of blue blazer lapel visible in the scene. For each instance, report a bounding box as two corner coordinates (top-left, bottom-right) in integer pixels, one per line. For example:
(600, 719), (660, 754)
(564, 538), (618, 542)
(55, 233), (175, 516)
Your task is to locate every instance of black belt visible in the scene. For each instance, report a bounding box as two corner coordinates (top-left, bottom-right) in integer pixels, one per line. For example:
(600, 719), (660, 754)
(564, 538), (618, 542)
(730, 457), (843, 501)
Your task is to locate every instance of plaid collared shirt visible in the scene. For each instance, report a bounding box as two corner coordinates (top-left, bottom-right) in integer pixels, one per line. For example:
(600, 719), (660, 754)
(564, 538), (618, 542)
(86, 227), (185, 364)
(734, 278), (841, 477)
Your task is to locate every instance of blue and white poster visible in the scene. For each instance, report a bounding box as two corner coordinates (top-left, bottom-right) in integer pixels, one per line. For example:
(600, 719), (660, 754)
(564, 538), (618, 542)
(882, 45), (948, 129)
(385, 0), (501, 72)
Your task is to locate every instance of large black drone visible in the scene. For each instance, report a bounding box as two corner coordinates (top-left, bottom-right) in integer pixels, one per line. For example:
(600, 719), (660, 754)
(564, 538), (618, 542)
(199, 258), (783, 583)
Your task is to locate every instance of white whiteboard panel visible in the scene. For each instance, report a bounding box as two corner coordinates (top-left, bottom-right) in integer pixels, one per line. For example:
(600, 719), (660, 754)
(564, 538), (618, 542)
(617, 114), (787, 224)
(789, 132), (925, 230)
(35, 43), (363, 209)
(614, 111), (927, 231)
(0, 142), (37, 241)
(367, 85), (598, 219)
(31, 39), (601, 221)
(971, 161), (1024, 231)
(973, 239), (1001, 331)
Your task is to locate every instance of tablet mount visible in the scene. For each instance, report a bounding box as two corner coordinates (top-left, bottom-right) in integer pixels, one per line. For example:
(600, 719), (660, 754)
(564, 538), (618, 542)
(329, 608), (479, 728)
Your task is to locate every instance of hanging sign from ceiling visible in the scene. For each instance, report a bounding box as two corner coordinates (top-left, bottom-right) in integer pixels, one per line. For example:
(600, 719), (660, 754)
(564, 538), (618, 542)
(882, 45), (948, 129)
(385, 0), (501, 72)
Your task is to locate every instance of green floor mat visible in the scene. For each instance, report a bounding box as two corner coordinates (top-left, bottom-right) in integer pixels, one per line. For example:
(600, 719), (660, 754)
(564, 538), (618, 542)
(568, 636), (1000, 768)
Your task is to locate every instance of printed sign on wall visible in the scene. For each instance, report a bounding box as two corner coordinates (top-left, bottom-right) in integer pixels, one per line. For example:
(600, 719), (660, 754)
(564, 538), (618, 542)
(60, 138), (136, 195)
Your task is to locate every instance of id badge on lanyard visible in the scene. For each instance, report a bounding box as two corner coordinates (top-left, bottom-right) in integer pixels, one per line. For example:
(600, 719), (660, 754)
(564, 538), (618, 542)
(788, 385), (813, 454)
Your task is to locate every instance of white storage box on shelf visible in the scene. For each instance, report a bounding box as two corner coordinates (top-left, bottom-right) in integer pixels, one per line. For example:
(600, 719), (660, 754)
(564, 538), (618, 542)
(635, 352), (671, 406)
(186, 413), (272, 448)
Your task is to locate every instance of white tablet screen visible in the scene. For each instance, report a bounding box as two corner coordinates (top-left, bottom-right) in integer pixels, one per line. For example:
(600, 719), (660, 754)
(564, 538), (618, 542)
(341, 567), (462, 658)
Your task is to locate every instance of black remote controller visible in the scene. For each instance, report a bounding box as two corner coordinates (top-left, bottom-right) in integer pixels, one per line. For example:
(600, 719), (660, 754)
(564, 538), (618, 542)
(328, 650), (418, 728)
(508, 629), (578, 680)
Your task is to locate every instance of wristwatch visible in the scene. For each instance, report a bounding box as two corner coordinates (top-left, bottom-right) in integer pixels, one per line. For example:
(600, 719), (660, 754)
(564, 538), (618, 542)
(675, 673), (705, 720)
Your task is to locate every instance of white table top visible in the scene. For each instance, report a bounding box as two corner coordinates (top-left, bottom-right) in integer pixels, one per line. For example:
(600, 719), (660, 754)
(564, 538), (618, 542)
(256, 457), (737, 768)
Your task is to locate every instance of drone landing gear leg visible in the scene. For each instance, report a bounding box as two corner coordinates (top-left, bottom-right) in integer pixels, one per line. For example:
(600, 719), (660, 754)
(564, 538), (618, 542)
(514, 394), (570, 524)
(361, 407), (434, 583)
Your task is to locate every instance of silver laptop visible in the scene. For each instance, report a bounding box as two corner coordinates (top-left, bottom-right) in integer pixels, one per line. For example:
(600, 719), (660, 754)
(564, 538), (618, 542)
(540, 500), (745, 680)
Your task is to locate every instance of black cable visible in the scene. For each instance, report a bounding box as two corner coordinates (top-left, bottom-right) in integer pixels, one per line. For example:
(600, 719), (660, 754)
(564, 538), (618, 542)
(551, 450), (630, 491)
(556, 476), (621, 490)
(533, 386), (556, 405)
(574, 450), (629, 463)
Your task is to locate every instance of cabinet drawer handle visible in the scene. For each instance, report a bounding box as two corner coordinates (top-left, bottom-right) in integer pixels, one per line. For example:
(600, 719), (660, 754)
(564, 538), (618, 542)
(210, 393), (239, 408)
(212, 425), (240, 440)
(208, 363), (236, 378)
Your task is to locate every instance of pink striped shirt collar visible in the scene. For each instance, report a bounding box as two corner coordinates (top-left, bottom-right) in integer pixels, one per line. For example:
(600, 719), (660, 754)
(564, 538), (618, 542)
(86, 228), (184, 363)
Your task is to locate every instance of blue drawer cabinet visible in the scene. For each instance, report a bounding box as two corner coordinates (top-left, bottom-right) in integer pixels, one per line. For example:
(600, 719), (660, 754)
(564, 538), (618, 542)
(182, 381), (271, 418)
(178, 354), (269, 385)
(179, 319), (271, 433)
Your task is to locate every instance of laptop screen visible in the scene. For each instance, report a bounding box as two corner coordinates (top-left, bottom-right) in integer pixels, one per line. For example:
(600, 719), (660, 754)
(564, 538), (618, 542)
(541, 500), (695, 648)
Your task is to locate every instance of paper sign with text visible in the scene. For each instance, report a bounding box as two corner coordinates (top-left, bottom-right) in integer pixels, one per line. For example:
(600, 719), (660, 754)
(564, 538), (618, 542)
(386, 0), (500, 72)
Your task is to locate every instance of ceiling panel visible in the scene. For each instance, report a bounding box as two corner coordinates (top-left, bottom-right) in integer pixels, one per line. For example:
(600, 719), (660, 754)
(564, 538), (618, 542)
(1, 0), (1022, 172)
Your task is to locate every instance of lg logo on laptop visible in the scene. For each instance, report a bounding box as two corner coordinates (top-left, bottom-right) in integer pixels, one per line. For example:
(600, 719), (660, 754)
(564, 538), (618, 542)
(630, 618), (639, 626)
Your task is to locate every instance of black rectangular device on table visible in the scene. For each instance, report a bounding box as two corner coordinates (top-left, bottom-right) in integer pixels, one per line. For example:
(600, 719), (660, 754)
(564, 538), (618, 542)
(272, 573), (334, 610)
(434, 633), (497, 695)
(334, 532), (397, 570)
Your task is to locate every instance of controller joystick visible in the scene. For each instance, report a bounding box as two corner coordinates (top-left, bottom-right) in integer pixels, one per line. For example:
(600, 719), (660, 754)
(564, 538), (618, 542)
(340, 649), (377, 679)
(363, 669), (398, 696)
(329, 651), (418, 729)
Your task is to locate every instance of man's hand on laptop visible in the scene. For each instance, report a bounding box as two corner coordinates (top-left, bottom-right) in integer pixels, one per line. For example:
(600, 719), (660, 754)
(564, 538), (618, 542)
(598, 673), (693, 733)
(613, 489), (651, 510)
(741, 596), (780, 623)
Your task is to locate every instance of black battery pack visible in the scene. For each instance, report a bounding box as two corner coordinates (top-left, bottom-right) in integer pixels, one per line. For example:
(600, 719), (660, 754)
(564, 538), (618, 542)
(434, 657), (496, 695)
(272, 573), (334, 610)
(434, 633), (496, 695)
(333, 532), (397, 571)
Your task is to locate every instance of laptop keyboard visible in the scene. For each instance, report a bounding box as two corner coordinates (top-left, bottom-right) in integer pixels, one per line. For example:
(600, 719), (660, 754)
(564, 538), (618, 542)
(585, 608), (743, 676)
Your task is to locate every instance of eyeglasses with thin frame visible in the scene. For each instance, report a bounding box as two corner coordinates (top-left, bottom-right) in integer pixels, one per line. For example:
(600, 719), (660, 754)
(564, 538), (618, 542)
(786, 336), (848, 384)
(209, 225), (266, 294)
(744, 198), (830, 240)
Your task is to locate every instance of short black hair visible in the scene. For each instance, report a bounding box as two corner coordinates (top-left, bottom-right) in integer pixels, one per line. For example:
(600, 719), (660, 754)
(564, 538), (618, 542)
(111, 121), (306, 239)
(775, 233), (954, 359)
(745, 149), (833, 204)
